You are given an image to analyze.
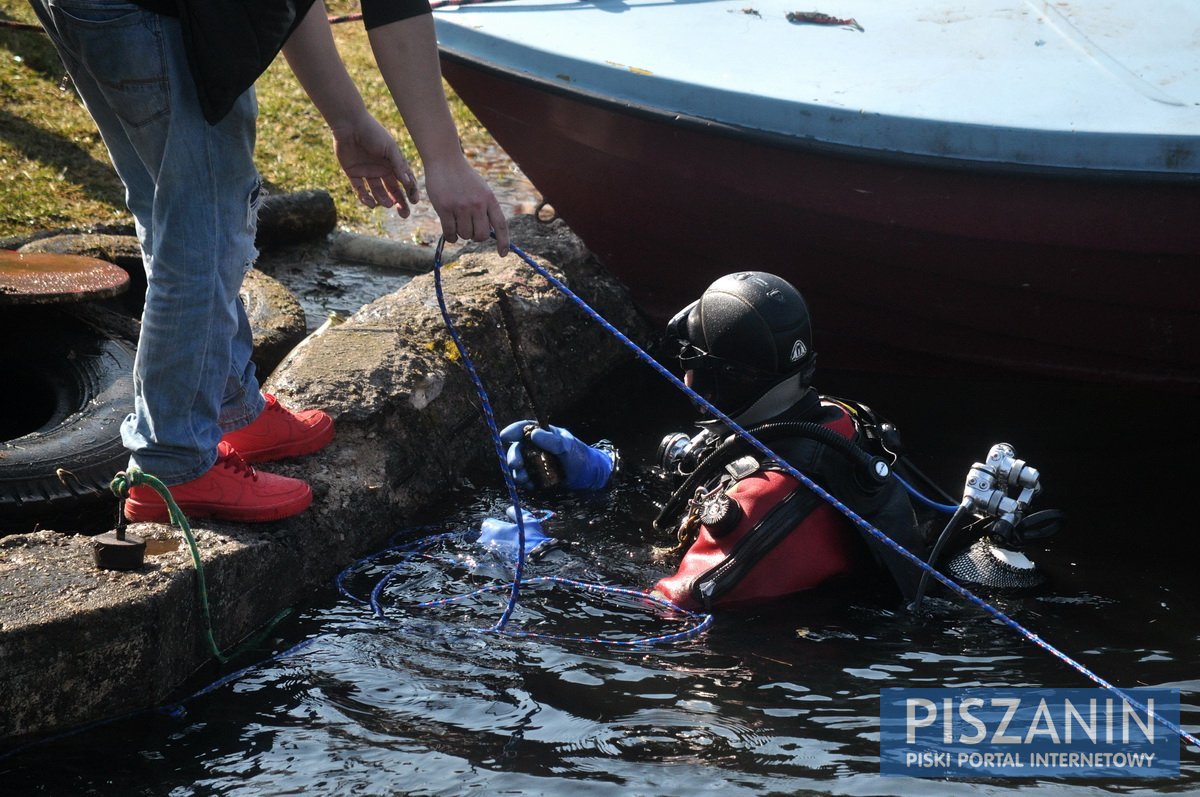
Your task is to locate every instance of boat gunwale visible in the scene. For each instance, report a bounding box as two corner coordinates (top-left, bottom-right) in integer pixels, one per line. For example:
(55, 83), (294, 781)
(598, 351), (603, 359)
(439, 46), (1200, 187)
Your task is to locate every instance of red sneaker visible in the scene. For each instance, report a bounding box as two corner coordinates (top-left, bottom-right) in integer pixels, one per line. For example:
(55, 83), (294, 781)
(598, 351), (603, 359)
(221, 393), (334, 464)
(123, 442), (313, 523)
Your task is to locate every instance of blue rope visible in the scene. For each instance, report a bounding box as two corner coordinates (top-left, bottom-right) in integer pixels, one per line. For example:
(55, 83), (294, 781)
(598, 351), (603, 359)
(370, 553), (449, 617)
(338, 533), (712, 644)
(430, 238), (711, 645)
(431, 237), (529, 632)
(336, 532), (461, 605)
(417, 576), (713, 646)
(504, 242), (1199, 749)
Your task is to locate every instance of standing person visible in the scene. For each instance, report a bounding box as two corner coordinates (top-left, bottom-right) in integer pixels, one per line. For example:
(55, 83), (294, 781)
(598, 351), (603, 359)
(26, 0), (509, 523)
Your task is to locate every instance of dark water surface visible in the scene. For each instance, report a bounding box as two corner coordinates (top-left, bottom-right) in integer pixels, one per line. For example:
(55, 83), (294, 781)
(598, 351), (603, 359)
(4, 365), (1198, 796)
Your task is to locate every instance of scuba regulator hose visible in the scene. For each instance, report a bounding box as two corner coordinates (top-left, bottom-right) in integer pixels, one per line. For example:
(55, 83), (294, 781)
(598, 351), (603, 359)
(908, 501), (972, 610)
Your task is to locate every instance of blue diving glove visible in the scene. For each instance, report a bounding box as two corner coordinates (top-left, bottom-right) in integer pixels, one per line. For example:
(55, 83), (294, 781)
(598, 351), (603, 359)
(499, 420), (615, 491)
(478, 505), (555, 558)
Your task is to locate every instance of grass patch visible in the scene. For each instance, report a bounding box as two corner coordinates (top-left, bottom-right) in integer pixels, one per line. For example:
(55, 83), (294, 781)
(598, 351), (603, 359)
(0, 0), (494, 239)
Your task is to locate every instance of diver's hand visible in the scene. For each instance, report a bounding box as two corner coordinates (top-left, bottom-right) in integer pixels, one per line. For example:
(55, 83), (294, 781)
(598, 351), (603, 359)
(478, 505), (553, 557)
(499, 421), (615, 491)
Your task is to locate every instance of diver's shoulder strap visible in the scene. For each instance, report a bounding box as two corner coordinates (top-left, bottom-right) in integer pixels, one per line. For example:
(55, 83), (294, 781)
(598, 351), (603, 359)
(820, 394), (904, 459)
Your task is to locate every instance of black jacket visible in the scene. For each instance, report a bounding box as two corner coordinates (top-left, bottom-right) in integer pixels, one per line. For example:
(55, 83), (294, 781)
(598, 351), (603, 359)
(131, 0), (432, 124)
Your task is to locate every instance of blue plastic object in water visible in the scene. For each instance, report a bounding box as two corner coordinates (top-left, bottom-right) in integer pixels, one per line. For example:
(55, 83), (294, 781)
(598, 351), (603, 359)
(478, 506), (555, 557)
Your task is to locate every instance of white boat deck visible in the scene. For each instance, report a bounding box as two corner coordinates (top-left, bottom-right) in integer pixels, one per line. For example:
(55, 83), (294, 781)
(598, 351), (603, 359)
(434, 0), (1200, 175)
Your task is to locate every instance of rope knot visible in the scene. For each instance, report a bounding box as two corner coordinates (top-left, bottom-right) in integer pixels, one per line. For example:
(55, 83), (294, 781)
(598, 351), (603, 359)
(109, 467), (148, 498)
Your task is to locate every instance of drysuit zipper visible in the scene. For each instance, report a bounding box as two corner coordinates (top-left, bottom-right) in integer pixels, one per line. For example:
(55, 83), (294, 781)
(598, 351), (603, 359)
(691, 484), (822, 610)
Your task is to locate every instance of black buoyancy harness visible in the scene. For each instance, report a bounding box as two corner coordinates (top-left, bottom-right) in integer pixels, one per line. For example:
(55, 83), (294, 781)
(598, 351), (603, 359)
(652, 399), (929, 610)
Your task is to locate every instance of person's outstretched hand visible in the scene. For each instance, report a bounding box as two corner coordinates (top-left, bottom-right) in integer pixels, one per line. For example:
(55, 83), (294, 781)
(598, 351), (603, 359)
(331, 114), (420, 216)
(499, 420), (614, 491)
(424, 156), (510, 256)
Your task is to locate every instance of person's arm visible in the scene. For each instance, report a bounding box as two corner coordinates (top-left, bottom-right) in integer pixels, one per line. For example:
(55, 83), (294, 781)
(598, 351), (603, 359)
(366, 14), (510, 255)
(282, 1), (420, 215)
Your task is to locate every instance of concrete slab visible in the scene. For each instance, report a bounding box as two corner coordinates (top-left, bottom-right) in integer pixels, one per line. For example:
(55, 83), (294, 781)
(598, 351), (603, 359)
(0, 216), (650, 743)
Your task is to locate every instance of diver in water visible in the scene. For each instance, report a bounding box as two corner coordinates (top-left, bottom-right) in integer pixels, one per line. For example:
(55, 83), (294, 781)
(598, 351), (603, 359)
(488, 272), (1060, 611)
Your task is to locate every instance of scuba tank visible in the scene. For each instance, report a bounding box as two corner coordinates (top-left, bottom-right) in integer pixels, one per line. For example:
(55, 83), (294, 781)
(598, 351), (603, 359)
(818, 398), (1064, 603)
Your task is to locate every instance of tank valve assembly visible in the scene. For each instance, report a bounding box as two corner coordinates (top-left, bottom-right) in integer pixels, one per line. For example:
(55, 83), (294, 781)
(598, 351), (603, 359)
(961, 443), (1044, 547)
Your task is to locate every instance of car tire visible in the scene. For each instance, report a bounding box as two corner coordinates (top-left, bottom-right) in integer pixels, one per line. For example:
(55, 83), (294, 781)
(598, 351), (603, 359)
(0, 305), (137, 535)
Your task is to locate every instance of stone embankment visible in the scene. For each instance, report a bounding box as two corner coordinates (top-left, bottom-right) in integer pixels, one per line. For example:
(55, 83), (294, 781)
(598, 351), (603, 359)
(0, 214), (650, 743)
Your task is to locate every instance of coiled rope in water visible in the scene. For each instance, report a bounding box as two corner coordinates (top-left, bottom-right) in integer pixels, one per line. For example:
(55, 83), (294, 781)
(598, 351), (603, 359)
(335, 528), (713, 646)
(339, 236), (712, 647)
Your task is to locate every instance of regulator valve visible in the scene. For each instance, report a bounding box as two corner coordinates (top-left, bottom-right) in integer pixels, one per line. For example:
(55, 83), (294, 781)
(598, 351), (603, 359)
(961, 443), (1042, 546)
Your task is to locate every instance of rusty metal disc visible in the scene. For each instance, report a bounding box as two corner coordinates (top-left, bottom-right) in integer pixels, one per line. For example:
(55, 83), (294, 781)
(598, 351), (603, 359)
(0, 249), (130, 305)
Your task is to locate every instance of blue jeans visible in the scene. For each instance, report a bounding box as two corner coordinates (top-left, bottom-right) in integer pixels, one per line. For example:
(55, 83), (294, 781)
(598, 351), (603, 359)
(29, 0), (266, 484)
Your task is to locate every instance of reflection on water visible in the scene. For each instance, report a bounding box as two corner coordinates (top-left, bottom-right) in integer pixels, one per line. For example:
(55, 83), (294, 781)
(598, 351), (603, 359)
(263, 254), (417, 333)
(3, 366), (1198, 794)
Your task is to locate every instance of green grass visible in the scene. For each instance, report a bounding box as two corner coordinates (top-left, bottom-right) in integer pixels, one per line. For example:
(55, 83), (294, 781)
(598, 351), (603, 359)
(0, 0), (493, 239)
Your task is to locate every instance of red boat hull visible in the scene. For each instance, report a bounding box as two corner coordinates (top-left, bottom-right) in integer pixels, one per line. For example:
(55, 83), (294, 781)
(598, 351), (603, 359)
(441, 54), (1200, 389)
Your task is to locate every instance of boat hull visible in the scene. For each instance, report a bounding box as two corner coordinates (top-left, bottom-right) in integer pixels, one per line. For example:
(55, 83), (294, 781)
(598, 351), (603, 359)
(441, 54), (1200, 389)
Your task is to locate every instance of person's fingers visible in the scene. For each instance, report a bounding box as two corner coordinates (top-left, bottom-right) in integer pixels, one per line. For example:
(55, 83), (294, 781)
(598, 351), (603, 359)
(456, 211), (477, 243)
(530, 427), (568, 455)
(489, 201), (509, 256)
(380, 173), (404, 201)
(366, 176), (392, 208)
(350, 177), (376, 208)
(505, 441), (526, 472)
(381, 144), (420, 203)
(469, 208), (490, 242)
(512, 466), (532, 490)
(500, 421), (535, 442)
(378, 173), (410, 218)
(440, 212), (460, 243)
(400, 167), (420, 204)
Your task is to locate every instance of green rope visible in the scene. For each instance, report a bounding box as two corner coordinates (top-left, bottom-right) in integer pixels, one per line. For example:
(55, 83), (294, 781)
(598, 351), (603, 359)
(109, 468), (290, 665)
